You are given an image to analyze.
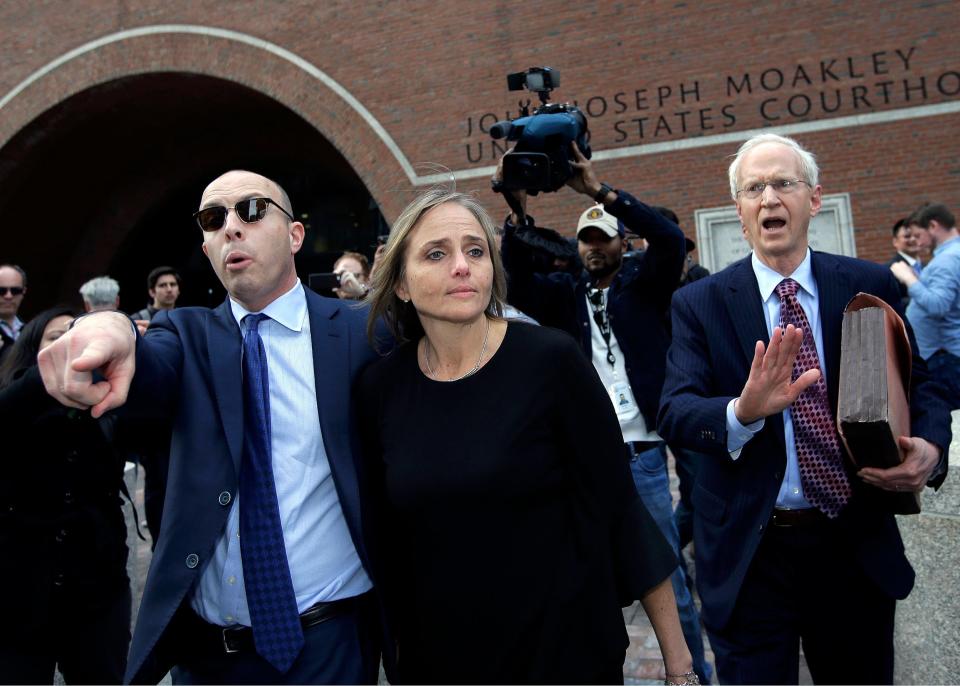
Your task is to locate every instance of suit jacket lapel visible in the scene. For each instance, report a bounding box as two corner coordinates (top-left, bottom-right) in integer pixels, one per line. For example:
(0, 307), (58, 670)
(207, 299), (244, 474)
(723, 257), (769, 364)
(723, 256), (788, 454)
(811, 251), (849, 413)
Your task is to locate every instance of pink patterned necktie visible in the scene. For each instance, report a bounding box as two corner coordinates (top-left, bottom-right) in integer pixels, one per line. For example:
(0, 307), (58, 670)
(776, 278), (852, 518)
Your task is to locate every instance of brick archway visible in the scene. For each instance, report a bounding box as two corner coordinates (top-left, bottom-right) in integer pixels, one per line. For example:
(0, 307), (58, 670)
(0, 25), (418, 222)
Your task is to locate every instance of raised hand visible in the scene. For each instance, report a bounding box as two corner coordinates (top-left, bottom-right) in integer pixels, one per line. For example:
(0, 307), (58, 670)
(37, 311), (136, 418)
(565, 141), (601, 198)
(734, 325), (821, 425)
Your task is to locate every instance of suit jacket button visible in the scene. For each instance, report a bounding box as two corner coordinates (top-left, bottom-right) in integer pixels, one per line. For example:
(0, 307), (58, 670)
(185, 553), (200, 569)
(218, 491), (232, 506)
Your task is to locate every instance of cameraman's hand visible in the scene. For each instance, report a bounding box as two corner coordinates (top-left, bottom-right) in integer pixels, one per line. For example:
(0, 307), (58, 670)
(333, 270), (368, 300)
(493, 151), (527, 224)
(566, 142), (606, 200)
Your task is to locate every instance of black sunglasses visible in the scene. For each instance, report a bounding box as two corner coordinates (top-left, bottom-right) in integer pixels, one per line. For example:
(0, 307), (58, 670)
(0, 287), (24, 296)
(193, 197), (295, 232)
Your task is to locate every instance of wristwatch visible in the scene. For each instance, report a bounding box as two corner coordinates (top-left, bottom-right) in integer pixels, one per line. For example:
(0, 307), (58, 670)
(594, 183), (614, 204)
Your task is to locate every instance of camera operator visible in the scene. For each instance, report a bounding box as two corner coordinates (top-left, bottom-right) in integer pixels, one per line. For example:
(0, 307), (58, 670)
(332, 251), (371, 300)
(494, 143), (712, 684)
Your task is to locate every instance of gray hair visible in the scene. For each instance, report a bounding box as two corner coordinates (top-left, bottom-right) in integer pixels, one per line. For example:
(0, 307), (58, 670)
(728, 133), (820, 200)
(79, 276), (120, 307)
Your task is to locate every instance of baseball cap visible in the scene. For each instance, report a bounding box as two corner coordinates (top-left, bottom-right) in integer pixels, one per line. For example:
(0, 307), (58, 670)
(576, 204), (624, 239)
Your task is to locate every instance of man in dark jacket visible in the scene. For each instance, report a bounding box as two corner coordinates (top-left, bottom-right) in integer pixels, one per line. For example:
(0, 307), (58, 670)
(658, 133), (951, 684)
(495, 146), (712, 683)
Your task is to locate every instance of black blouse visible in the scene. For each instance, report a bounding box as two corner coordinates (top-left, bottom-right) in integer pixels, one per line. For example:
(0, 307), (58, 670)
(357, 322), (676, 684)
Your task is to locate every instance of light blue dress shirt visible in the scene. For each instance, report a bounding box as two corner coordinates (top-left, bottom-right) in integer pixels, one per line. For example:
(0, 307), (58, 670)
(192, 280), (372, 627)
(906, 235), (960, 359)
(0, 315), (23, 341)
(725, 250), (827, 509)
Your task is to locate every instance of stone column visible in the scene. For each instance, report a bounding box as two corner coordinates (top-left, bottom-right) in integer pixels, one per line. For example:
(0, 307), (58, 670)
(895, 410), (960, 684)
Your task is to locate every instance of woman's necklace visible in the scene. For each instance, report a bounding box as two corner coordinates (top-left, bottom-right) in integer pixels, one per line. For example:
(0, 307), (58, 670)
(422, 317), (490, 382)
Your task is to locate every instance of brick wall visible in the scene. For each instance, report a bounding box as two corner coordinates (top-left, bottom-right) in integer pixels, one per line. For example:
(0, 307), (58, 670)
(0, 0), (956, 271)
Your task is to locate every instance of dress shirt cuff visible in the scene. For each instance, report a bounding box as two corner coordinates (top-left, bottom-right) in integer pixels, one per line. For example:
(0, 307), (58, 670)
(726, 398), (764, 459)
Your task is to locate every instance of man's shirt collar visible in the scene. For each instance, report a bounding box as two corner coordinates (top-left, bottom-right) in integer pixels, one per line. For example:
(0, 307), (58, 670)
(897, 251), (918, 266)
(934, 235), (960, 256)
(229, 280), (306, 332)
(751, 248), (817, 302)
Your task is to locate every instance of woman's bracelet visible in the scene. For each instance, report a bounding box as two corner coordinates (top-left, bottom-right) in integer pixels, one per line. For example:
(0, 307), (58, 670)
(664, 670), (700, 685)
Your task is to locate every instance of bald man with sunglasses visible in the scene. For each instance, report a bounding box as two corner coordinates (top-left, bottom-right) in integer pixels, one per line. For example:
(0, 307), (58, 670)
(38, 171), (390, 685)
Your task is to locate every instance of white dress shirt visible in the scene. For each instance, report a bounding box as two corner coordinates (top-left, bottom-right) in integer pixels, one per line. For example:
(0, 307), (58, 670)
(587, 288), (661, 443)
(192, 280), (372, 626)
(725, 250), (827, 509)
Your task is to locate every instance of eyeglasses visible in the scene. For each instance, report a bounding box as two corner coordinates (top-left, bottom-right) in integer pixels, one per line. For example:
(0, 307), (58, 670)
(193, 197), (295, 232)
(0, 287), (24, 296)
(736, 178), (810, 200)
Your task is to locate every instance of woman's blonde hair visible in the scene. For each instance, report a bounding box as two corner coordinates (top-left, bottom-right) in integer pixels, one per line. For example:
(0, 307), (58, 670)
(366, 188), (506, 346)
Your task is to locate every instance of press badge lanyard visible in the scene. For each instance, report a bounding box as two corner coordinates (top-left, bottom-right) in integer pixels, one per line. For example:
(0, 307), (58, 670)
(589, 286), (640, 420)
(588, 287), (616, 366)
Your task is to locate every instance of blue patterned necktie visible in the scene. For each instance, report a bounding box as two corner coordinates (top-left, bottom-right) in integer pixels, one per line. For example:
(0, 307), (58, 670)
(239, 313), (304, 672)
(913, 261), (922, 278)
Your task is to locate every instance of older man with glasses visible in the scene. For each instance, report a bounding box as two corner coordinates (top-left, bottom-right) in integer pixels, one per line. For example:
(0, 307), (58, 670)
(658, 133), (952, 685)
(0, 264), (27, 362)
(37, 170), (390, 685)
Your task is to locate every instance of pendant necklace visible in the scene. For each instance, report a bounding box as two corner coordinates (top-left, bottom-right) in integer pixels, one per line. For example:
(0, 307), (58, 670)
(423, 317), (490, 382)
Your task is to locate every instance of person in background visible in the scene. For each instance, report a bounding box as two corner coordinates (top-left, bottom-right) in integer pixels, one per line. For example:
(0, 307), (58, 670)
(0, 264), (28, 362)
(131, 266), (181, 334)
(332, 251), (372, 300)
(890, 202), (960, 410)
(885, 219), (921, 308)
(79, 276), (121, 313)
(0, 307), (132, 684)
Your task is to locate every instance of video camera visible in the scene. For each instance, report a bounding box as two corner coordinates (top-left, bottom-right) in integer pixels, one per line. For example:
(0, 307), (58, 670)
(490, 67), (591, 194)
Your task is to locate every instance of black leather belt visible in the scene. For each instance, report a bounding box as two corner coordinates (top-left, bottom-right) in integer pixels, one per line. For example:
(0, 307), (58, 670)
(771, 507), (827, 527)
(187, 593), (367, 656)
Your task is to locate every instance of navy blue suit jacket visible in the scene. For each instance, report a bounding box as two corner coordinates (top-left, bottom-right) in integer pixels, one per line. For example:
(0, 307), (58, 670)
(658, 251), (952, 631)
(122, 290), (386, 683)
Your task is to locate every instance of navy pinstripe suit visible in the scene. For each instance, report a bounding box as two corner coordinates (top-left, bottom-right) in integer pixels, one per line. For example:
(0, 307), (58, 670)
(658, 250), (951, 680)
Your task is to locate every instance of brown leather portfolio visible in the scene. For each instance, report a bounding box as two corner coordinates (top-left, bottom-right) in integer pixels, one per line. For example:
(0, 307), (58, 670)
(837, 293), (920, 514)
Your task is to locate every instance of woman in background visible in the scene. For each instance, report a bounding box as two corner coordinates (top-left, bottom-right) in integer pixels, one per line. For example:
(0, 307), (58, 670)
(357, 189), (698, 685)
(0, 307), (132, 684)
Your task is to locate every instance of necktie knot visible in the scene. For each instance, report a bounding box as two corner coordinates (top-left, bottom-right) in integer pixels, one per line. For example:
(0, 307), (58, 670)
(776, 278), (799, 299)
(243, 312), (269, 334)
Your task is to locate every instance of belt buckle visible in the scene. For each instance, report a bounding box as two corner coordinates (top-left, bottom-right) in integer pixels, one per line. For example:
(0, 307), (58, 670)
(772, 510), (794, 527)
(222, 627), (240, 654)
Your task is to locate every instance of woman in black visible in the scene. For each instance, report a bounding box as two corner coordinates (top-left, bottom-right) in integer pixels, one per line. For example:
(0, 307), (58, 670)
(359, 190), (697, 684)
(0, 308), (132, 683)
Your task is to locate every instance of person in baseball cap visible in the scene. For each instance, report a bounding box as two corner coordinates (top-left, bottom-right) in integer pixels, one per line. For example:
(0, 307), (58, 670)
(576, 204), (627, 284)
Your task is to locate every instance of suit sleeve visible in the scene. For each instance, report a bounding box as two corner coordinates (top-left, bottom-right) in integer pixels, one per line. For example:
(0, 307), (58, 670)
(551, 334), (676, 604)
(608, 190), (686, 306)
(657, 286), (733, 455)
(500, 218), (580, 335)
(122, 311), (185, 420)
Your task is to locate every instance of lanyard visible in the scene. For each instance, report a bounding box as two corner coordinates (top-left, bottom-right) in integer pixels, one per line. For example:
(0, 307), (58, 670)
(588, 287), (616, 367)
